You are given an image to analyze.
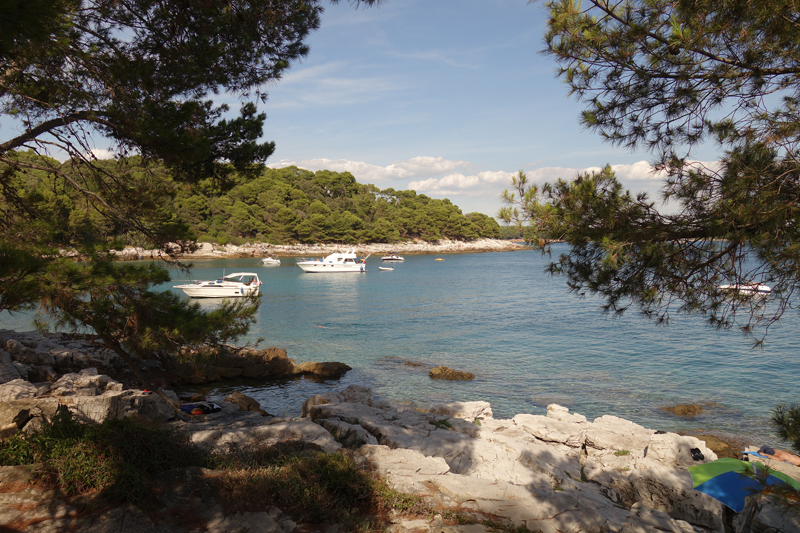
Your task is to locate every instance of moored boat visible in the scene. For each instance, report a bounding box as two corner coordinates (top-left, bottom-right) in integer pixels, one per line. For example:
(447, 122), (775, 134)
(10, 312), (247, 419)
(381, 254), (404, 262)
(174, 272), (261, 298)
(260, 256), (281, 266)
(378, 266), (394, 271)
(719, 283), (772, 294)
(296, 250), (369, 273)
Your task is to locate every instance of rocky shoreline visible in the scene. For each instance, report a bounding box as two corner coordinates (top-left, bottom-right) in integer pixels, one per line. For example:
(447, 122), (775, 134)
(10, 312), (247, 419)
(110, 238), (525, 261)
(1, 330), (799, 532)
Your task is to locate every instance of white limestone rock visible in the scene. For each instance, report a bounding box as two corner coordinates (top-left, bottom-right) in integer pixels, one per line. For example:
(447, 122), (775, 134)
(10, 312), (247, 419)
(317, 418), (379, 447)
(184, 415), (342, 454)
(584, 414), (655, 454)
(620, 502), (698, 533)
(0, 378), (43, 401)
(512, 413), (587, 448)
(546, 403), (587, 423)
(429, 401), (493, 422)
(48, 368), (124, 397)
(644, 432), (718, 467)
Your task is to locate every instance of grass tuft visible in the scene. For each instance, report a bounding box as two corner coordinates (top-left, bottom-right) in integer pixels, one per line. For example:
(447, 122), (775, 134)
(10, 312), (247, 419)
(0, 408), (208, 503)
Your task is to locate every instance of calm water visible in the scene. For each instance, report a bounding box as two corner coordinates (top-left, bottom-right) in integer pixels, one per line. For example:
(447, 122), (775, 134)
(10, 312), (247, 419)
(3, 247), (798, 443)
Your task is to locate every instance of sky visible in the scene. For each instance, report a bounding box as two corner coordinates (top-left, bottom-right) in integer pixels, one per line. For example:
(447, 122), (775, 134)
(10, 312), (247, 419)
(245, 0), (713, 219)
(1, 0), (719, 219)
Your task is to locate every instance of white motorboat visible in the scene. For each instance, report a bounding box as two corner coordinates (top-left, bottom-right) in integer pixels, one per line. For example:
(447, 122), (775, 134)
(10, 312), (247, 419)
(719, 283), (772, 294)
(174, 272), (261, 298)
(296, 250), (369, 273)
(381, 254), (404, 262)
(260, 256), (281, 266)
(378, 266), (394, 271)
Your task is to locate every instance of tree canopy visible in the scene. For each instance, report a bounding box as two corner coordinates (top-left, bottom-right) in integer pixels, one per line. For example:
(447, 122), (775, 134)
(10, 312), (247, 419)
(173, 165), (500, 244)
(0, 0), (380, 387)
(501, 0), (800, 342)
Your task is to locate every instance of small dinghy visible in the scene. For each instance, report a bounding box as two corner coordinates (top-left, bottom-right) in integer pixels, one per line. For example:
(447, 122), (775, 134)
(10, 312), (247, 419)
(379, 267), (394, 271)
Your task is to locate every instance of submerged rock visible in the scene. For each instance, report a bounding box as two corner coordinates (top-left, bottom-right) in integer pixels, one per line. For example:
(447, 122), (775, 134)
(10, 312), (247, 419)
(428, 366), (474, 380)
(662, 404), (704, 416)
(296, 361), (352, 379)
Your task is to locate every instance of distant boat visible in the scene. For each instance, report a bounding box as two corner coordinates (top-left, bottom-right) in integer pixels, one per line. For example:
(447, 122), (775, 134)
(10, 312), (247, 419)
(296, 250), (369, 273)
(719, 283), (772, 294)
(381, 254), (404, 262)
(260, 256), (281, 266)
(435, 258), (444, 261)
(174, 272), (261, 298)
(379, 267), (394, 271)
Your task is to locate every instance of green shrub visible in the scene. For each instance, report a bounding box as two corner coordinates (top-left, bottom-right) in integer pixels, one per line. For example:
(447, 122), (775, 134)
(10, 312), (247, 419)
(773, 404), (800, 453)
(0, 409), (209, 503)
(217, 451), (388, 527)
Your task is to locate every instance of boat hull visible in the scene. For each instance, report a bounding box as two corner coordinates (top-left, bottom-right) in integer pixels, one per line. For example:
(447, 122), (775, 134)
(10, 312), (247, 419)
(296, 262), (366, 273)
(175, 285), (259, 298)
(296, 250), (368, 273)
(719, 284), (771, 294)
(174, 272), (261, 298)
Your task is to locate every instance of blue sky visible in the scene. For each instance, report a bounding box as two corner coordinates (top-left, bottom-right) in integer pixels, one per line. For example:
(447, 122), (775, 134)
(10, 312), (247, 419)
(2, 0), (718, 218)
(255, 0), (708, 218)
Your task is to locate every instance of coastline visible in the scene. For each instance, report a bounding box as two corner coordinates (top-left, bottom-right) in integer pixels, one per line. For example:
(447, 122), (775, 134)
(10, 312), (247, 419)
(111, 238), (525, 261)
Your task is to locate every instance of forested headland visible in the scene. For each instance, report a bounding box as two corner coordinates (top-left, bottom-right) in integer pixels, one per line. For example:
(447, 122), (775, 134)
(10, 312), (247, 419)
(175, 164), (504, 245)
(9, 151), (505, 248)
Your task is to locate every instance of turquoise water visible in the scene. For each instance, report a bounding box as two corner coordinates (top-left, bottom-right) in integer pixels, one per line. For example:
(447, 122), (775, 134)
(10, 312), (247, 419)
(3, 247), (798, 442)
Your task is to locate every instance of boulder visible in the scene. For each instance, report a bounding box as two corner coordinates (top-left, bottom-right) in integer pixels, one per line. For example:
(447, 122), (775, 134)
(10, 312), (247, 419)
(429, 401), (493, 422)
(317, 418), (379, 448)
(48, 368), (124, 397)
(297, 361), (352, 379)
(0, 378), (47, 401)
(513, 413), (587, 448)
(301, 385), (390, 418)
(224, 391), (271, 416)
(546, 403), (587, 423)
(428, 366), (474, 380)
(662, 404), (703, 417)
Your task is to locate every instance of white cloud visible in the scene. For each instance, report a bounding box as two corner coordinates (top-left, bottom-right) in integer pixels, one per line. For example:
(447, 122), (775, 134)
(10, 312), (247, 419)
(390, 49), (478, 68)
(268, 158), (402, 180)
(522, 162), (663, 183)
(90, 149), (115, 160)
(387, 156), (474, 177)
(268, 156), (475, 182)
(271, 62), (405, 108)
(409, 170), (514, 197)
(267, 156), (722, 216)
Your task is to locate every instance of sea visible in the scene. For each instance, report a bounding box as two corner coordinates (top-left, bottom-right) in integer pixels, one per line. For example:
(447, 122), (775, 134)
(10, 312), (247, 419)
(2, 245), (798, 444)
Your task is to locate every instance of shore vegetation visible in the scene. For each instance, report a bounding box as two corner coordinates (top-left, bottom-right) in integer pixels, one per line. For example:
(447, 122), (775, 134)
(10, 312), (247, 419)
(0, 409), (536, 532)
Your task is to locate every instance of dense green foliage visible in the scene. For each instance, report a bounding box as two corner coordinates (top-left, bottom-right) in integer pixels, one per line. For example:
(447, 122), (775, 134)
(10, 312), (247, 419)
(773, 405), (800, 454)
(176, 165), (501, 244)
(3, 151), (500, 250)
(0, 1), (378, 371)
(500, 0), (800, 341)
